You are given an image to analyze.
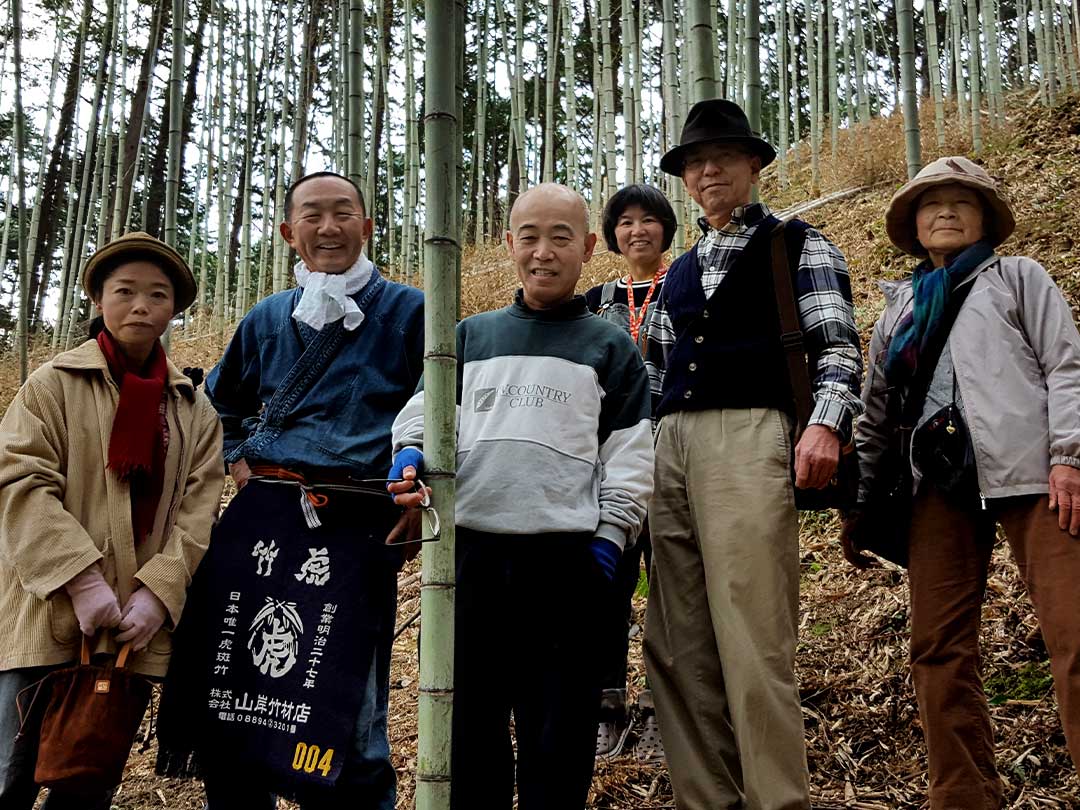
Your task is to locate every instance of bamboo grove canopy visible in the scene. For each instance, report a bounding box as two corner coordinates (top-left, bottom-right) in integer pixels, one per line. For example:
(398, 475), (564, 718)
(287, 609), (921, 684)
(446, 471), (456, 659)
(1, 0), (1076, 361)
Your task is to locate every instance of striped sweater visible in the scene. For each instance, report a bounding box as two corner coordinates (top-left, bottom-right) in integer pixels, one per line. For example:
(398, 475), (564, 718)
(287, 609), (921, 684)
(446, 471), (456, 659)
(392, 291), (653, 549)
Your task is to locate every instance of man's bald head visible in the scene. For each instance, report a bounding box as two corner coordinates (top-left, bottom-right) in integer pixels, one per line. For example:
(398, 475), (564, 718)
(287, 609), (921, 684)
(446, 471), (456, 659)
(505, 183), (598, 311)
(509, 183), (591, 236)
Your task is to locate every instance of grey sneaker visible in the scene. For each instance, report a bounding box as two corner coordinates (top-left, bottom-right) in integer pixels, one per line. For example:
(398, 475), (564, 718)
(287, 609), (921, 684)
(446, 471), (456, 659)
(596, 718), (630, 759)
(633, 692), (665, 764)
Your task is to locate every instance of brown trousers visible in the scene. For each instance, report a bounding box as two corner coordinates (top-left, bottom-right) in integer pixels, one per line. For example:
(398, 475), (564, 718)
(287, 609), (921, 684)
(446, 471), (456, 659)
(644, 409), (810, 810)
(908, 486), (1080, 809)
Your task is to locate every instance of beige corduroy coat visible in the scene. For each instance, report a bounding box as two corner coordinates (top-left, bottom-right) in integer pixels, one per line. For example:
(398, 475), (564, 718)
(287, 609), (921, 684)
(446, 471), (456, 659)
(0, 340), (224, 677)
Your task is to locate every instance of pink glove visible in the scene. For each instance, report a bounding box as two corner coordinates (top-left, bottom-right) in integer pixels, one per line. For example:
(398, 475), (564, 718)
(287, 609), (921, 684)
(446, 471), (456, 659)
(116, 587), (168, 652)
(64, 565), (122, 636)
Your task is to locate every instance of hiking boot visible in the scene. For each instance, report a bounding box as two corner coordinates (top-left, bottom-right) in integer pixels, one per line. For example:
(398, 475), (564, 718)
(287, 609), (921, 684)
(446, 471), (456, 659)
(633, 690), (665, 764)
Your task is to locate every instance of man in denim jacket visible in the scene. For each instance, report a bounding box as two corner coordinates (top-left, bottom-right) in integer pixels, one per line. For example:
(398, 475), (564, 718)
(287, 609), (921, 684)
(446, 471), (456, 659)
(182, 172), (423, 808)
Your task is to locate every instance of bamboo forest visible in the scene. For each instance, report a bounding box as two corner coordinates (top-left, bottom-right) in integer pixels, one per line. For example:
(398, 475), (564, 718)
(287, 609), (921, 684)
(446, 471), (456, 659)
(4, 0), (1080, 807)
(2, 0), (1076, 361)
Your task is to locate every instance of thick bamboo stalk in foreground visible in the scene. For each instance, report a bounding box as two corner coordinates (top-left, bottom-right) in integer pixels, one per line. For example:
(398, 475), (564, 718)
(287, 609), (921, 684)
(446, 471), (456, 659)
(416, 0), (459, 807)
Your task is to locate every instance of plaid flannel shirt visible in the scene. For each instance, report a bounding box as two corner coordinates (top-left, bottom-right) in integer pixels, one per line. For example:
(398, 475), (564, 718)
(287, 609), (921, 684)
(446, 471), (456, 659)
(644, 202), (864, 440)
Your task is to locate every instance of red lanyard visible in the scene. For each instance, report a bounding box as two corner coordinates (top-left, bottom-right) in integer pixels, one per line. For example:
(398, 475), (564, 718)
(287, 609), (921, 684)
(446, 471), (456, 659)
(626, 268), (666, 345)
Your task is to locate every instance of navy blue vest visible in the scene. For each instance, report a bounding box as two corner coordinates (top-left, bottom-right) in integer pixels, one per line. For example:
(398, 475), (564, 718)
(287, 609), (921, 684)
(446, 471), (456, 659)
(657, 216), (811, 418)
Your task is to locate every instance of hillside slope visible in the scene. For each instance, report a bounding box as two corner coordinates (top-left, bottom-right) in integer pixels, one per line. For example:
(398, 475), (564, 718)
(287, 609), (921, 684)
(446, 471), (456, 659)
(5, 94), (1080, 808)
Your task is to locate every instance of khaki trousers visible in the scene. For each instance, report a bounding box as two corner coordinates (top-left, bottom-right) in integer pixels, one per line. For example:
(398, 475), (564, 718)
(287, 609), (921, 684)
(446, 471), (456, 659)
(643, 408), (810, 810)
(909, 486), (1080, 809)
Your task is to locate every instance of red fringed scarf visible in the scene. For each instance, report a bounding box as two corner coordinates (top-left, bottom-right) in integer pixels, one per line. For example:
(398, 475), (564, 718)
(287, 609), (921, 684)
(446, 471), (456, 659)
(96, 330), (169, 544)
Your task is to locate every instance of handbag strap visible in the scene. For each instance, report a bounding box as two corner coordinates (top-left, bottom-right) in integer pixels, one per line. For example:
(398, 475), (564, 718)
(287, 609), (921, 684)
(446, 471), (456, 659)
(115, 642), (133, 670)
(14, 679), (47, 742)
(769, 220), (814, 439)
(79, 635), (134, 669)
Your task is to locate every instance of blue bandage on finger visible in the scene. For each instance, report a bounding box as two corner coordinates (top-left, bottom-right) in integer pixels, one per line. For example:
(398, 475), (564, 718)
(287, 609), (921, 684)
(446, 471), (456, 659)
(389, 448), (424, 481)
(388, 448), (424, 503)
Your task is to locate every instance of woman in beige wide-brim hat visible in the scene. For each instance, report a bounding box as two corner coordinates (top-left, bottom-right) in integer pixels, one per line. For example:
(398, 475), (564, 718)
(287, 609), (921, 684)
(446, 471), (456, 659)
(846, 156), (1080, 807)
(0, 232), (223, 807)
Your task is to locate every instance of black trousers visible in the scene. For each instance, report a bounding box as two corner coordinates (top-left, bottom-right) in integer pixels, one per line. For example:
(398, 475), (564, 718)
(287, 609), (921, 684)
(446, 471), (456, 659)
(597, 522), (652, 711)
(450, 529), (605, 810)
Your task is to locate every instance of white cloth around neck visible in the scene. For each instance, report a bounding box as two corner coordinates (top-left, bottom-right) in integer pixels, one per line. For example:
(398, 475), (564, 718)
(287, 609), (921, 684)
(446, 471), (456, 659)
(291, 254), (374, 332)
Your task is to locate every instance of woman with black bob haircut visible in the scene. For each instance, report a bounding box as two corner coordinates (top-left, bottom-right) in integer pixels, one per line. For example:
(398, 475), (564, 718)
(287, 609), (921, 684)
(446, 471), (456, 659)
(584, 183), (676, 763)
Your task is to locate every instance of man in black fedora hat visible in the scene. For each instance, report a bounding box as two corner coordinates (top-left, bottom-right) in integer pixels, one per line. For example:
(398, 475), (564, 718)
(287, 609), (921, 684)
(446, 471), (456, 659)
(641, 98), (863, 809)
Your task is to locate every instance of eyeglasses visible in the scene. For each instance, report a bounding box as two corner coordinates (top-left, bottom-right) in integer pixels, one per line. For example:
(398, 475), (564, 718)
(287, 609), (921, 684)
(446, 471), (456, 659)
(683, 149), (753, 172)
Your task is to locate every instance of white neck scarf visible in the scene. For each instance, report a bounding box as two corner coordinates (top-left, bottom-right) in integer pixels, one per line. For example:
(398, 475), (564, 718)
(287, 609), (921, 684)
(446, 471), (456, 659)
(292, 254), (374, 332)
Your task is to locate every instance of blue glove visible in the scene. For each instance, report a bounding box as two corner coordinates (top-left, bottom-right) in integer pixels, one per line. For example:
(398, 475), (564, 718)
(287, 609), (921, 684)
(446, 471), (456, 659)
(388, 448), (424, 482)
(589, 538), (621, 582)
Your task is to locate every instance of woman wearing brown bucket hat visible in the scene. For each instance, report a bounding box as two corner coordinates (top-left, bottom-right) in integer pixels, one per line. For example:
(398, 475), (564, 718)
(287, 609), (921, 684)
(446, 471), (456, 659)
(847, 156), (1080, 807)
(0, 232), (223, 807)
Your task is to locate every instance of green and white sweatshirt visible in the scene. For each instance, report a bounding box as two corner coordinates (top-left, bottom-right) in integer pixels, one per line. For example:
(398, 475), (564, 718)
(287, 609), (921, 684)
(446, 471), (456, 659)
(391, 291), (654, 549)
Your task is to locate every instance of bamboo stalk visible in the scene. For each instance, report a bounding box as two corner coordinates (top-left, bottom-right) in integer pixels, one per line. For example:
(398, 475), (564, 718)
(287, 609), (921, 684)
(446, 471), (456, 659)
(165, 0), (186, 247)
(896, 0), (923, 178)
(726, 0), (738, 98)
(745, 0), (761, 137)
(925, 0), (946, 148)
(99, 3), (121, 247)
(475, 0), (490, 237)
(24, 14), (65, 297)
(544, 0), (557, 183)
(968, 0), (984, 152)
(588, 1), (603, 227)
(808, 0), (820, 194)
(826, 0), (838, 156)
(12, 0), (29, 378)
(839, 0), (852, 127)
(688, 0), (718, 102)
(620, 0), (633, 183)
(561, 0), (577, 188)
(110, 0), (131, 241)
(404, 0), (418, 273)
(661, 0), (684, 252)
(415, 0), (459, 806)
(778, 0), (789, 186)
(599, 0), (618, 195)
(951, 0), (969, 125)
(348, 0), (364, 186)
(854, 1), (870, 122)
(1045, 0), (1058, 103)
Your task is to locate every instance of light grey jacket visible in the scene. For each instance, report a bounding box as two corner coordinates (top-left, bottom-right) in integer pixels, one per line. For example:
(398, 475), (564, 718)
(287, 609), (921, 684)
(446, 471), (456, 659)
(857, 254), (1080, 501)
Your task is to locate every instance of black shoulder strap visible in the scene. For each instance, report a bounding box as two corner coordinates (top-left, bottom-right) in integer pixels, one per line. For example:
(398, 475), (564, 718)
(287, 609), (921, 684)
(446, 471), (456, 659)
(770, 220), (814, 439)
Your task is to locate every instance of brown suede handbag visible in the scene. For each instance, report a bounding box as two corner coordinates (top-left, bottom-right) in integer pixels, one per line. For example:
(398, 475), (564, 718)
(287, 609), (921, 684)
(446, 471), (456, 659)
(18, 637), (151, 795)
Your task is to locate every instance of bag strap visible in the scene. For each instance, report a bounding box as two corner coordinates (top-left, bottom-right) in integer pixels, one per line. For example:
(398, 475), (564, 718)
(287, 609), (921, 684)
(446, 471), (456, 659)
(78, 635), (134, 669)
(116, 642), (133, 670)
(769, 220), (814, 439)
(599, 279), (618, 309)
(14, 679), (47, 742)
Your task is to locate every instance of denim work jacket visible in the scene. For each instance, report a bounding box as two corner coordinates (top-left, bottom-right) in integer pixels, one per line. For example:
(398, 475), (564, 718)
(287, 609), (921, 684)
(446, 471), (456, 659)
(206, 268), (424, 477)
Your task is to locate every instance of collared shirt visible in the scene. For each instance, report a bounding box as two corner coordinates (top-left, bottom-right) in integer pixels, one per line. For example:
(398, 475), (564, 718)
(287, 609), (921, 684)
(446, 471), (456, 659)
(645, 202), (864, 439)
